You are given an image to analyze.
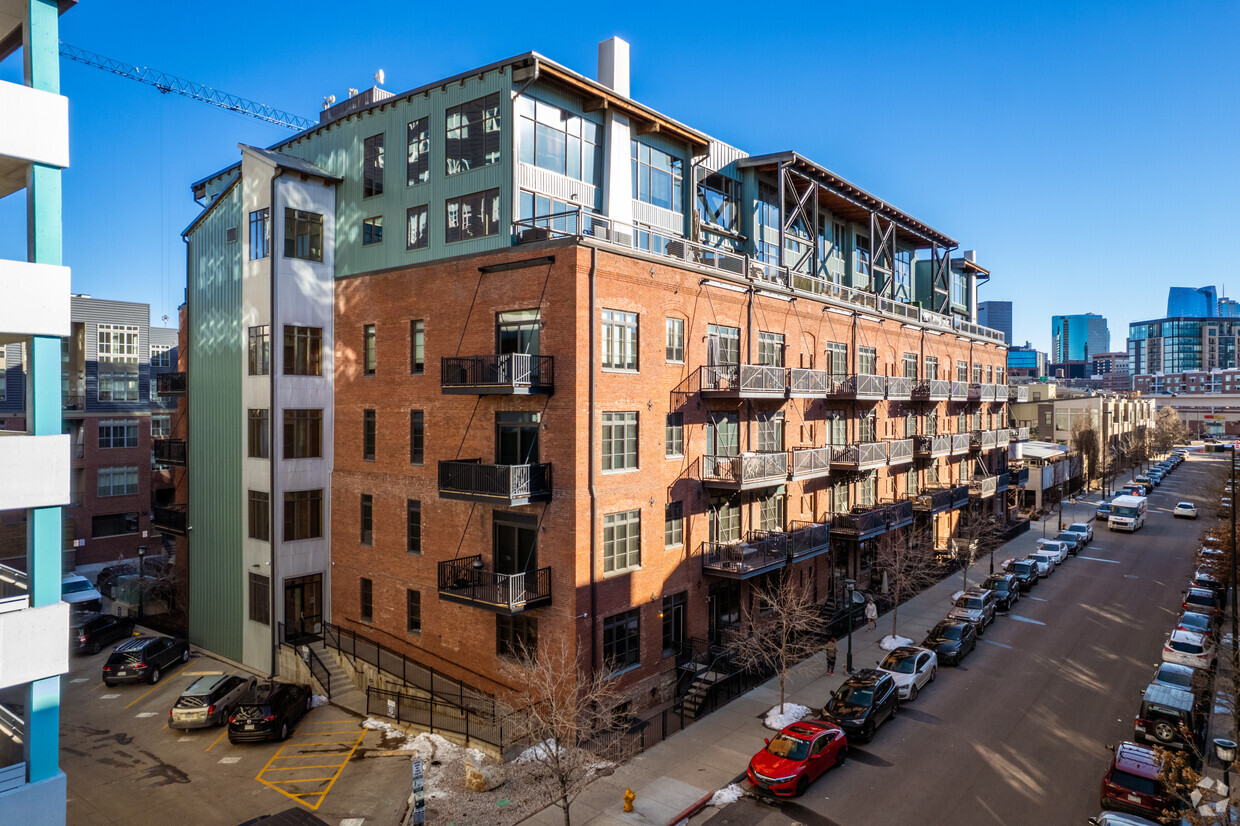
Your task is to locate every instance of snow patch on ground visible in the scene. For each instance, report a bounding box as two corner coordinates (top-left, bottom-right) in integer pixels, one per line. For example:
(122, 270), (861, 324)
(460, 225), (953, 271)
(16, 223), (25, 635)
(879, 634), (913, 651)
(310, 694), (329, 708)
(514, 738), (559, 763)
(951, 590), (965, 602)
(710, 783), (744, 807)
(764, 703), (810, 729)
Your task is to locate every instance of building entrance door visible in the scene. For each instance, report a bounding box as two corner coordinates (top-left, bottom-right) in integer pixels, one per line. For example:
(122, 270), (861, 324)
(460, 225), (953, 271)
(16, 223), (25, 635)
(284, 573), (322, 642)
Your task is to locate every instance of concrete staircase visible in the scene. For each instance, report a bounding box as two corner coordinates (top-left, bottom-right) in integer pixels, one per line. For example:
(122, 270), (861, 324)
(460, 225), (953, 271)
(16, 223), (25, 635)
(305, 639), (368, 718)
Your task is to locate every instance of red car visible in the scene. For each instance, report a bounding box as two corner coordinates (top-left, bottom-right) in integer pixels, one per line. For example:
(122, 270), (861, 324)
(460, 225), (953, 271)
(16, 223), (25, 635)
(1099, 741), (1172, 818)
(746, 720), (847, 797)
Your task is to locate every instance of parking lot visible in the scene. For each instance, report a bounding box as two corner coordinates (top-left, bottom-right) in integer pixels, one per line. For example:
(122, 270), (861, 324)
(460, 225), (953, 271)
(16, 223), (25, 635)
(62, 644), (411, 826)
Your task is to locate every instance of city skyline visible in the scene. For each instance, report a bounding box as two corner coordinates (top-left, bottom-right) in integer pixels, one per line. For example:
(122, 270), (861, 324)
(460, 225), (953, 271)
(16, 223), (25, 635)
(0, 1), (1235, 352)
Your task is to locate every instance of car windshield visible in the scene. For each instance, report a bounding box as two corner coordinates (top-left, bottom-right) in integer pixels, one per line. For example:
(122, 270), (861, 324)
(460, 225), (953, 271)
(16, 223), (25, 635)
(1056, 533), (1076, 542)
(881, 653), (917, 674)
(62, 580), (94, 594)
(1178, 503), (1194, 509)
(1014, 562), (1035, 574)
(1069, 524), (1088, 532)
(765, 734), (810, 761)
(934, 625), (962, 640)
(1157, 667), (1193, 689)
(1113, 506), (1140, 517)
(1180, 614), (1209, 631)
(955, 597), (983, 610)
(1169, 640), (1204, 654)
(1186, 594), (1213, 608)
(835, 685), (874, 706)
(985, 579), (1009, 593)
(1110, 768), (1160, 796)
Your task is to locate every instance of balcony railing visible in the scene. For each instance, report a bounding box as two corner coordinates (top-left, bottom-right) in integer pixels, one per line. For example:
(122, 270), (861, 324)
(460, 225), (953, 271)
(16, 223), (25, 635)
(950, 484), (970, 508)
(914, 434), (952, 458)
(912, 486), (954, 514)
(437, 460), (552, 505)
(702, 535), (786, 579)
(436, 556), (552, 615)
(886, 376), (914, 399)
(1016, 426), (1031, 441)
(789, 446), (831, 480)
(969, 475), (999, 498)
(996, 472), (1011, 493)
(702, 452), (788, 490)
(788, 520), (832, 560)
(0, 564), (29, 615)
(831, 506), (889, 540)
(152, 504), (188, 536)
(984, 384), (1002, 402)
(911, 379), (950, 401)
(155, 372), (187, 396)
(63, 392), (86, 411)
(970, 430), (999, 451)
(831, 442), (888, 470)
(995, 427), (1011, 444)
(886, 438), (914, 466)
(1009, 386), (1030, 402)
(699, 365), (788, 398)
(153, 438), (187, 466)
(440, 354), (554, 395)
(829, 374), (886, 401)
(950, 433), (971, 455)
(950, 381), (969, 401)
(885, 499), (914, 529)
(789, 368), (832, 397)
(1013, 467), (1029, 486)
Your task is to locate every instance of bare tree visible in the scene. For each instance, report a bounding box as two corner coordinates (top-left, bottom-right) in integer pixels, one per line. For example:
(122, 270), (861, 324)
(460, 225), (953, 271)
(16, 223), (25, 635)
(726, 572), (824, 715)
(874, 524), (939, 638)
(952, 504), (997, 591)
(493, 637), (638, 826)
(1071, 412), (1101, 494)
(1153, 407), (1190, 460)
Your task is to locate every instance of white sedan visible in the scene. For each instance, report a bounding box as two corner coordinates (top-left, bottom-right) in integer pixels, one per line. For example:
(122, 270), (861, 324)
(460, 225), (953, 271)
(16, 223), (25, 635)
(1036, 539), (1070, 563)
(875, 645), (937, 701)
(1067, 521), (1094, 544)
(1162, 628), (1215, 671)
(1173, 502), (1198, 519)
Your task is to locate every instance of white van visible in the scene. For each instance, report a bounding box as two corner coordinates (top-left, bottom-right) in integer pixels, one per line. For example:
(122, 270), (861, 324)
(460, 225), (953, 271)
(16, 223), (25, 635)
(1109, 495), (1148, 532)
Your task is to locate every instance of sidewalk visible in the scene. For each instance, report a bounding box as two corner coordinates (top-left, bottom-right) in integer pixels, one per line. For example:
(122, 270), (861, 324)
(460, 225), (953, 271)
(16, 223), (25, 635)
(523, 496), (1104, 826)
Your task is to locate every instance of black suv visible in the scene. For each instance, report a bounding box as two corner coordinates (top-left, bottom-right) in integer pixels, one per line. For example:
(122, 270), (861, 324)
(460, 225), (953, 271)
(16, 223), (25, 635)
(102, 635), (190, 686)
(72, 612), (135, 655)
(983, 574), (1021, 611)
(1004, 558), (1040, 591)
(819, 669), (898, 742)
(921, 618), (978, 666)
(228, 681), (313, 743)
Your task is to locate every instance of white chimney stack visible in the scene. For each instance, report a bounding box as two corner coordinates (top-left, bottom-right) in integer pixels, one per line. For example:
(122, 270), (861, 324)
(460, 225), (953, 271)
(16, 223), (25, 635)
(598, 37), (630, 97)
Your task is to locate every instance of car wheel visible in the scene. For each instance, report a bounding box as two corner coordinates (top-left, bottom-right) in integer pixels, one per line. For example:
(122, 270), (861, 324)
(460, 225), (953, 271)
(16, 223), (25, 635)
(89, 642), (101, 655)
(181, 648), (190, 663)
(863, 723), (875, 743)
(835, 746), (846, 767)
(908, 683), (918, 702)
(104, 680), (115, 688)
(890, 701), (898, 720)
(279, 722), (289, 741)
(978, 621), (985, 636)
(929, 667), (937, 683)
(1154, 721), (1176, 742)
(148, 666), (161, 684)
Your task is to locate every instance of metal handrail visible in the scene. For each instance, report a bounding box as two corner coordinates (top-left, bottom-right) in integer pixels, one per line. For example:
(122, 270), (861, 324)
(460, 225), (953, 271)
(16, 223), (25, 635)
(789, 446), (831, 478)
(702, 452), (788, 485)
(886, 376), (914, 398)
(886, 438), (914, 465)
(970, 476), (999, 498)
(951, 433), (971, 454)
(789, 368), (833, 395)
(437, 556), (552, 611)
(440, 354), (553, 391)
(437, 461), (551, 500)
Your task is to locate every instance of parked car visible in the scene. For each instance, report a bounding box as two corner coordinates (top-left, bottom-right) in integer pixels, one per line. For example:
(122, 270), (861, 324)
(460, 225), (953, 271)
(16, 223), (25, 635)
(1161, 629), (1215, 672)
(1003, 558), (1041, 590)
(228, 681), (313, 743)
(72, 612), (135, 655)
(1088, 812), (1164, 826)
(102, 635), (191, 685)
(1066, 521), (1094, 544)
(1052, 532), (1083, 556)
(1147, 471), (1162, 486)
(1036, 539), (1071, 563)
(820, 669), (899, 743)
(169, 674), (257, 729)
(875, 646), (937, 701)
(1029, 549), (1060, 575)
(1176, 611), (1216, 642)
(1099, 741), (1173, 818)
(1191, 570), (1226, 605)
(746, 720), (847, 797)
(95, 563), (137, 600)
(921, 618), (978, 666)
(949, 587), (997, 634)
(1182, 587), (1223, 623)
(1133, 683), (1205, 758)
(1151, 662), (1208, 699)
(1096, 502), (1114, 520)
(1173, 502), (1198, 519)
(1134, 474), (1152, 489)
(61, 574), (102, 611)
(983, 573), (1021, 610)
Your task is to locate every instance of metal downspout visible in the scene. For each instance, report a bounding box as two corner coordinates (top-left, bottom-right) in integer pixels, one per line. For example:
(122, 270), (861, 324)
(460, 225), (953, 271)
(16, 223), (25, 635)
(269, 169), (283, 678)
(588, 245), (598, 673)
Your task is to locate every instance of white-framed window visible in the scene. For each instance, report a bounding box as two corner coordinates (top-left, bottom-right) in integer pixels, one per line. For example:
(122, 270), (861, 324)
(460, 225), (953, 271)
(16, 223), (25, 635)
(151, 345), (172, 367)
(98, 419), (138, 448)
(602, 411), (638, 471)
(858, 347), (876, 376)
(603, 509), (641, 573)
(151, 415), (171, 438)
(665, 317), (685, 363)
(516, 95), (601, 186)
(97, 367), (139, 402)
(631, 140), (683, 211)
(98, 324), (139, 364)
(601, 310), (639, 371)
(757, 332), (784, 367)
(98, 466), (138, 497)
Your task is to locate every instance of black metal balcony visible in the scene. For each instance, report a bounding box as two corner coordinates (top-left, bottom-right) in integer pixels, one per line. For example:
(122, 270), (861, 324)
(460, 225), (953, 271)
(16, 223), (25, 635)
(1013, 467), (1029, 486)
(788, 520), (832, 561)
(699, 365), (788, 399)
(156, 372), (187, 396)
(831, 442), (887, 470)
(829, 373), (886, 401)
(912, 486), (955, 514)
(153, 438), (187, 466)
(437, 460), (552, 505)
(950, 484), (970, 509)
(789, 446), (831, 480)
(152, 505), (187, 536)
(701, 452), (788, 490)
(914, 434), (952, 458)
(701, 534), (786, 579)
(885, 499), (914, 530)
(996, 472), (1011, 494)
(886, 376), (914, 400)
(830, 506), (889, 540)
(440, 354), (554, 395)
(436, 556), (552, 615)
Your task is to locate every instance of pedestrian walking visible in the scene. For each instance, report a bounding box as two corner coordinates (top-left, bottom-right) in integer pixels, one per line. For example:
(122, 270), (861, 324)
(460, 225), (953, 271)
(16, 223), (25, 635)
(864, 597), (878, 631)
(824, 636), (838, 674)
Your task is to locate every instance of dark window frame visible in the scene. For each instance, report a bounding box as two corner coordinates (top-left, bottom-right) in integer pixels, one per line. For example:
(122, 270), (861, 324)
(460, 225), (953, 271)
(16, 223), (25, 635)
(406, 204), (429, 250)
(283, 208), (323, 262)
(445, 188), (501, 243)
(360, 578), (373, 623)
(407, 499), (421, 555)
(248, 572), (271, 624)
(363, 409), (376, 461)
(410, 320), (424, 374)
(362, 215), (384, 246)
(248, 490), (270, 541)
(283, 489), (323, 541)
(445, 93), (501, 175)
(283, 409), (323, 459)
(406, 117), (430, 186)
(360, 493), (373, 546)
(283, 325), (323, 376)
(603, 608), (641, 674)
(363, 324), (376, 375)
(363, 133), (385, 198)
(248, 325), (271, 376)
(248, 409), (270, 459)
(410, 410), (424, 464)
(407, 589), (421, 634)
(249, 208), (270, 260)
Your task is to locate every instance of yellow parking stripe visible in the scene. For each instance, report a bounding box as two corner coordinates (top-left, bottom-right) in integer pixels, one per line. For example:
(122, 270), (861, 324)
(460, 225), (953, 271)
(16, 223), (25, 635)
(256, 725), (366, 810)
(124, 659), (196, 709)
(206, 730), (228, 751)
(263, 776), (336, 784)
(262, 763), (347, 772)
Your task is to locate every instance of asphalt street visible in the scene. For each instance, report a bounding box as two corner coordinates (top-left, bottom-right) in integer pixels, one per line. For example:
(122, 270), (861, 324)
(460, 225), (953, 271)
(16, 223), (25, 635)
(701, 454), (1223, 826)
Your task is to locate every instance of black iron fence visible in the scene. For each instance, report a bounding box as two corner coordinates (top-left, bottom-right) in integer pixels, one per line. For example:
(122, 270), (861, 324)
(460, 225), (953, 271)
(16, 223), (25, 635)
(437, 556), (552, 612)
(437, 460), (552, 501)
(440, 354), (553, 393)
(367, 686), (505, 750)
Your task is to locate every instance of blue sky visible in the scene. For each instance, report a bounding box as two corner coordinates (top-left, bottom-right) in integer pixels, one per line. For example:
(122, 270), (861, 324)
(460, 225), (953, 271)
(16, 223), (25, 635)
(2, 0), (1236, 354)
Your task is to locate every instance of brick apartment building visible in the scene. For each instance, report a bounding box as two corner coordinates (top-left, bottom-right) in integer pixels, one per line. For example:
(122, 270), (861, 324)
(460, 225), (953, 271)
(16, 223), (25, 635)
(183, 38), (1018, 709)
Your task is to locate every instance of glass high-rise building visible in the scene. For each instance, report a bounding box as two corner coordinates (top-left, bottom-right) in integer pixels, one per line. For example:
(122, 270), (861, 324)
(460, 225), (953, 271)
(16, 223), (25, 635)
(1167, 286), (1217, 317)
(1051, 313), (1110, 362)
(1128, 317), (1240, 375)
(978, 301), (1012, 345)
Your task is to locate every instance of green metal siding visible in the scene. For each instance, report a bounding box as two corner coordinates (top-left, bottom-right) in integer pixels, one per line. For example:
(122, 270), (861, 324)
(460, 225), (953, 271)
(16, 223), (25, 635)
(274, 68), (515, 278)
(186, 183), (244, 661)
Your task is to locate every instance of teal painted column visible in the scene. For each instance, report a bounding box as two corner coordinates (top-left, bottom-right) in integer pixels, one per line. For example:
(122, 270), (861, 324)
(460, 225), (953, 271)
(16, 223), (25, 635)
(25, 0), (64, 787)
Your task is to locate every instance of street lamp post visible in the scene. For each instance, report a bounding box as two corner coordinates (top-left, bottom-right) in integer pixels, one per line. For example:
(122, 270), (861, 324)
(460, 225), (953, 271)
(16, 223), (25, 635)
(844, 578), (856, 674)
(1214, 738), (1236, 794)
(136, 545), (146, 623)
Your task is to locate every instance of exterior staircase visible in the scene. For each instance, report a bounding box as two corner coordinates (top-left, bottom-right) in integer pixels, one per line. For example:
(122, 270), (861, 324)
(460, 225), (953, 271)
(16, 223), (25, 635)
(302, 638), (367, 718)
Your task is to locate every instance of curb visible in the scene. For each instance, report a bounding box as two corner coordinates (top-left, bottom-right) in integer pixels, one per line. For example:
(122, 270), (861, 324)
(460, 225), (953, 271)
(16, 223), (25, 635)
(666, 771), (747, 826)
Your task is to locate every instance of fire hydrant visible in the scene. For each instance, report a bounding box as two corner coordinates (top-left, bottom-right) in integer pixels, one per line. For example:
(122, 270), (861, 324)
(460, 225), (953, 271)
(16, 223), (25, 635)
(623, 788), (635, 812)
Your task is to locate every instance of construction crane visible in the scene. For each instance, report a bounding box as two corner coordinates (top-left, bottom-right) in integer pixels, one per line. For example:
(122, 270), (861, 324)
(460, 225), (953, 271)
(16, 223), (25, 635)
(59, 42), (315, 131)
